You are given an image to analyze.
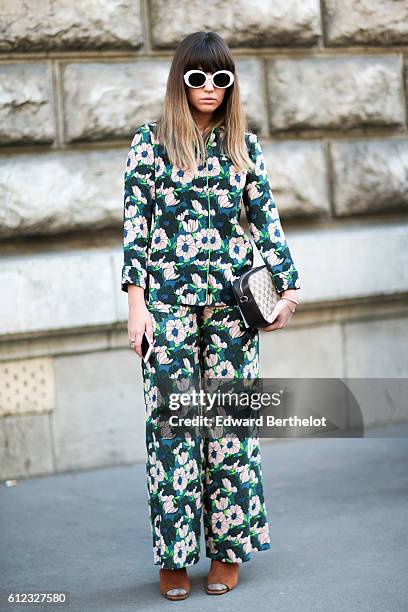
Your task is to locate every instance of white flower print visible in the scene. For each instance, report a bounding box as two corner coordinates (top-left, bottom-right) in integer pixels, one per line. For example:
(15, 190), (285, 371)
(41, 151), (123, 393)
(226, 549), (242, 563)
(184, 313), (198, 335)
(247, 344), (257, 362)
(214, 496), (229, 510)
(208, 228), (222, 250)
(229, 236), (249, 261)
(191, 487), (201, 509)
(208, 441), (226, 465)
(247, 222), (260, 243)
(210, 334), (227, 350)
(190, 199), (207, 215)
(211, 511), (229, 536)
(258, 524), (271, 545)
(206, 156), (221, 176)
(155, 460), (165, 482)
(191, 272), (207, 288)
(155, 156), (166, 177)
(161, 494), (177, 513)
(207, 536), (217, 554)
(245, 180), (262, 202)
(243, 361), (257, 378)
(181, 218), (199, 233)
(153, 534), (166, 564)
(180, 291), (199, 305)
(185, 530), (197, 554)
(237, 463), (250, 483)
(126, 147), (138, 171)
(185, 505), (194, 519)
(135, 141), (154, 166)
(249, 495), (261, 516)
(216, 190), (233, 208)
(124, 200), (137, 218)
(171, 166), (194, 184)
(220, 437), (240, 455)
(173, 467), (188, 492)
(230, 167), (246, 189)
(214, 360), (235, 378)
(155, 345), (173, 365)
(148, 465), (158, 493)
(243, 536), (252, 554)
(181, 356), (194, 375)
(163, 186), (179, 207)
(229, 318), (246, 339)
(222, 263), (238, 283)
(159, 260), (180, 280)
(153, 515), (161, 537)
(222, 478), (237, 493)
(128, 214), (149, 240)
(268, 221), (286, 244)
(255, 152), (267, 178)
(150, 228), (168, 250)
(176, 235), (199, 259)
(130, 130), (142, 147)
(204, 353), (218, 369)
(123, 219), (137, 245)
(208, 273), (223, 290)
(226, 504), (244, 526)
(195, 228), (211, 251)
(176, 449), (189, 465)
(250, 469), (258, 484)
(173, 540), (187, 565)
(185, 459), (198, 481)
(177, 523), (189, 539)
(165, 319), (186, 345)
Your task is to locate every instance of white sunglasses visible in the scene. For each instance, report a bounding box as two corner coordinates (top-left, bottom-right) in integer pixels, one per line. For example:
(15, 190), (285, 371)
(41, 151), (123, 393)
(183, 69), (234, 89)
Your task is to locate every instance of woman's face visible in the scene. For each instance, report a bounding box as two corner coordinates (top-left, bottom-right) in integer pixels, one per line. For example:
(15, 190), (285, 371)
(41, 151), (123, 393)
(185, 66), (226, 115)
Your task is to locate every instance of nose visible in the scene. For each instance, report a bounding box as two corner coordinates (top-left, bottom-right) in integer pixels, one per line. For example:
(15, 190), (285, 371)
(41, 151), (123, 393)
(204, 74), (215, 93)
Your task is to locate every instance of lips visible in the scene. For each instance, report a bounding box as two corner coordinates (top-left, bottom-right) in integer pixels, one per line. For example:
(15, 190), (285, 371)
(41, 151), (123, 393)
(201, 98), (216, 101)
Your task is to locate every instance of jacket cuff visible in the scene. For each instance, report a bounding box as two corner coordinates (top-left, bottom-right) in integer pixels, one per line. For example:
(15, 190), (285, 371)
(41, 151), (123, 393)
(121, 265), (147, 292)
(272, 269), (300, 294)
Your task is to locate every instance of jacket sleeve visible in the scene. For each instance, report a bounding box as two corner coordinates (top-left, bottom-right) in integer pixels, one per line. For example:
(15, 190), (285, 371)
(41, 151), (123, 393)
(242, 132), (300, 294)
(121, 123), (155, 293)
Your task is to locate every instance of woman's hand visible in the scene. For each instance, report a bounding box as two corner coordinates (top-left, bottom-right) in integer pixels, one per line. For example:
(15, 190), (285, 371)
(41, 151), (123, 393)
(127, 285), (154, 357)
(262, 297), (296, 332)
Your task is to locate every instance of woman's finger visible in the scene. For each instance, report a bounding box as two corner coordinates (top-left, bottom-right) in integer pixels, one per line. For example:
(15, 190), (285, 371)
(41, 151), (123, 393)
(134, 328), (145, 357)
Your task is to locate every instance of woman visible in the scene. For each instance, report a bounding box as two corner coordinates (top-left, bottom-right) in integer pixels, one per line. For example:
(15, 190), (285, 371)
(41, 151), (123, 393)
(121, 31), (300, 600)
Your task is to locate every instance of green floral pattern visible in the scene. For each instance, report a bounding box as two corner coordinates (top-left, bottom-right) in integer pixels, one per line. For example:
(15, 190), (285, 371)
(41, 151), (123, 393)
(121, 121), (300, 306)
(143, 302), (271, 568)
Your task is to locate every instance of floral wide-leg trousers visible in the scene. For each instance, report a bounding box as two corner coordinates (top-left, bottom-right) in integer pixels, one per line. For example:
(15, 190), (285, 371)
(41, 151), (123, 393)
(141, 301), (271, 569)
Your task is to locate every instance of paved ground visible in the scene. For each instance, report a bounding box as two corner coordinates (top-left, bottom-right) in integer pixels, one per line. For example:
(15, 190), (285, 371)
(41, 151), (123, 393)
(1, 424), (408, 612)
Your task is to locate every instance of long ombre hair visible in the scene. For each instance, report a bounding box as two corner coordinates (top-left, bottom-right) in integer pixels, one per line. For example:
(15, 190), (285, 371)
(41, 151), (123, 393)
(155, 31), (255, 175)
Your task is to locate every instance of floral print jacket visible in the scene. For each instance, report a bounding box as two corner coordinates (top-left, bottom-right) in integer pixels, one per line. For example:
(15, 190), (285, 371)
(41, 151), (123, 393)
(121, 121), (300, 306)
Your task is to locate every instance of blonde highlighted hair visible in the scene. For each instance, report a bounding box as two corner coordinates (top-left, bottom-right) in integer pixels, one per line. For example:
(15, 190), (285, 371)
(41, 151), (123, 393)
(154, 31), (256, 175)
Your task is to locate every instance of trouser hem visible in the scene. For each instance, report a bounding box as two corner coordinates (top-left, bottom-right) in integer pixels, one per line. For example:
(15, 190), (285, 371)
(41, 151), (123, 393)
(153, 555), (201, 570)
(205, 542), (272, 564)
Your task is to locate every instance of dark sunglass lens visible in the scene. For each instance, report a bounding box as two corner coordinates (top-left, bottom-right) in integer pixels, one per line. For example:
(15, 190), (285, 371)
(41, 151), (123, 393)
(188, 72), (206, 87)
(213, 72), (232, 87)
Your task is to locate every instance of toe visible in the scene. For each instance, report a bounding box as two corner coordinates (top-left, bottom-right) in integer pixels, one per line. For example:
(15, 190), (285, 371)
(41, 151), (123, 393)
(166, 588), (187, 597)
(207, 582), (228, 591)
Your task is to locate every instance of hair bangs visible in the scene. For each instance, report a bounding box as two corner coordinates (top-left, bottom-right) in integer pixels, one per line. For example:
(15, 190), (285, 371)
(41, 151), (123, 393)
(184, 35), (234, 75)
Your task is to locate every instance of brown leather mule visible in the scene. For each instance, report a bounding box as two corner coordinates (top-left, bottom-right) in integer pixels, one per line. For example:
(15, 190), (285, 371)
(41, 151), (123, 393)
(159, 568), (190, 600)
(205, 559), (240, 595)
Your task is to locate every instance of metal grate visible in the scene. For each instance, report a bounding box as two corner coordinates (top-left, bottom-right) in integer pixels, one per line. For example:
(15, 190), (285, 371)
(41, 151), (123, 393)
(0, 357), (55, 417)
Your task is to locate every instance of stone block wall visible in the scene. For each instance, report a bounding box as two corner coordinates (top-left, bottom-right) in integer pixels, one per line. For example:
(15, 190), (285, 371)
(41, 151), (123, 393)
(1, 0), (408, 479)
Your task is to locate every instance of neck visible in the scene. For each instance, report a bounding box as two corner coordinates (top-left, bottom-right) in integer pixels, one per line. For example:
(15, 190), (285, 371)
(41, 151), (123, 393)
(191, 109), (214, 134)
